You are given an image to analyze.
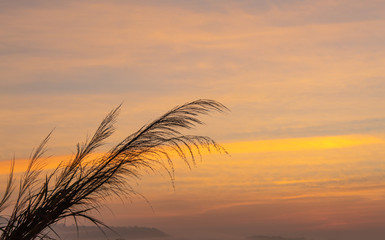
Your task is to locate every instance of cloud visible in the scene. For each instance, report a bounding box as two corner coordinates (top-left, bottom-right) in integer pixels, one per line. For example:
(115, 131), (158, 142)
(229, 117), (385, 140)
(2, 2), (385, 238)
(3, 0), (384, 148)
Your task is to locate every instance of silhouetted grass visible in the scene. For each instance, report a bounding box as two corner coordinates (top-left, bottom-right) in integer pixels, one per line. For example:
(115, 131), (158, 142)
(0, 99), (228, 240)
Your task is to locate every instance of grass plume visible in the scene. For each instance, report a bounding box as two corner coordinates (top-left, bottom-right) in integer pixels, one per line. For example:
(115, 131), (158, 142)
(0, 99), (228, 240)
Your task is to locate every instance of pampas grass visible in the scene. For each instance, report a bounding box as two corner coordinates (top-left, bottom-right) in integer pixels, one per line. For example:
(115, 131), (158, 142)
(0, 99), (228, 240)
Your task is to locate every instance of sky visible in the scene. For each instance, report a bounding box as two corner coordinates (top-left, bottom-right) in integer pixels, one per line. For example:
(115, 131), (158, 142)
(1, 0), (385, 239)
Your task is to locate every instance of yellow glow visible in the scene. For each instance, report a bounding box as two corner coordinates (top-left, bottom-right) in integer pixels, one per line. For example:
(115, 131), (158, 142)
(222, 135), (384, 154)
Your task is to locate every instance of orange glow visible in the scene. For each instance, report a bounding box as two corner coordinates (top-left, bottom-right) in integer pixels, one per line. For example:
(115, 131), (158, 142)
(0, 153), (103, 175)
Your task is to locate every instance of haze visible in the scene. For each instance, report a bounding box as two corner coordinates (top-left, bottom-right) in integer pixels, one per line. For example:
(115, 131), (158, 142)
(1, 1), (385, 239)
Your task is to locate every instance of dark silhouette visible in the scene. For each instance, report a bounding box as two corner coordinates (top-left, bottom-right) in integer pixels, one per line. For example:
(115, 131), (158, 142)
(53, 224), (168, 240)
(0, 99), (228, 240)
(247, 236), (306, 240)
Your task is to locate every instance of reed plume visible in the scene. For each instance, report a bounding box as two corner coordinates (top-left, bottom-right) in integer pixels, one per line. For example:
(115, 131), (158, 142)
(0, 99), (228, 240)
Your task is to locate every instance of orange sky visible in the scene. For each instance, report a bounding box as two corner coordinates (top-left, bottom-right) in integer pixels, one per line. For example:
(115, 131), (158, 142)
(1, 1), (385, 239)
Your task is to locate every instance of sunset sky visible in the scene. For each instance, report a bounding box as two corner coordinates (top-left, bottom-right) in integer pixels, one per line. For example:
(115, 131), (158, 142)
(2, 1), (385, 239)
